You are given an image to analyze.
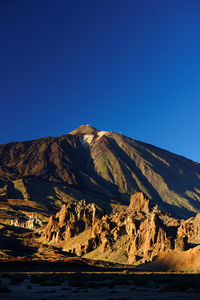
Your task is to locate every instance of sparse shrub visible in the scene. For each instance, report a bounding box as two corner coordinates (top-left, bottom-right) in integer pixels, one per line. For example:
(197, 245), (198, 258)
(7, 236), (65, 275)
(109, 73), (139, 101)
(27, 284), (32, 289)
(10, 274), (27, 285)
(39, 280), (61, 286)
(37, 289), (56, 294)
(0, 286), (11, 293)
(68, 278), (86, 287)
(85, 281), (102, 289)
(72, 289), (80, 293)
(31, 274), (50, 284)
(61, 287), (71, 290)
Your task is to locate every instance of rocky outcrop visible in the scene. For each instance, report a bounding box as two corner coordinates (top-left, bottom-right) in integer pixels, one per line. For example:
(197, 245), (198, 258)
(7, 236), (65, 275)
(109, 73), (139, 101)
(41, 193), (193, 264)
(42, 200), (99, 244)
(175, 235), (188, 251)
(128, 213), (174, 263)
(10, 214), (44, 229)
(128, 192), (151, 214)
(177, 213), (200, 245)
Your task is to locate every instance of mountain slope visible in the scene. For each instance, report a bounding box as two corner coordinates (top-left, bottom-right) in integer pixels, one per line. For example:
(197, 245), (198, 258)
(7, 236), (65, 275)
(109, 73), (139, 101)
(0, 124), (200, 221)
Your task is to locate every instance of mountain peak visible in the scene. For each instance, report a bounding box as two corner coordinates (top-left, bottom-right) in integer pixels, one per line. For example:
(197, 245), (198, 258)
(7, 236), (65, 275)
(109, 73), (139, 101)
(69, 124), (99, 135)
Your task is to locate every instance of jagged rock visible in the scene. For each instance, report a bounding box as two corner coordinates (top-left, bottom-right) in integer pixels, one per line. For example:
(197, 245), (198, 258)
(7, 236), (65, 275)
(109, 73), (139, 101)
(125, 216), (137, 236)
(41, 193), (196, 265)
(42, 216), (59, 241)
(128, 212), (174, 264)
(42, 200), (99, 243)
(177, 213), (200, 245)
(175, 236), (188, 251)
(10, 214), (44, 229)
(88, 215), (114, 253)
(128, 192), (151, 214)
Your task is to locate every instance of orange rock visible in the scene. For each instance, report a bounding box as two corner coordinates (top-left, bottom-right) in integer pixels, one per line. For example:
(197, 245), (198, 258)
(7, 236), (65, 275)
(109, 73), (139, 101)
(128, 192), (151, 214)
(41, 193), (193, 265)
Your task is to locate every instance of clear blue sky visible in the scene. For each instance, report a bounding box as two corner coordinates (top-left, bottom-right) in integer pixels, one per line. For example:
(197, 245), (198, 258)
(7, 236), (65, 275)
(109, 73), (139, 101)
(1, 0), (200, 162)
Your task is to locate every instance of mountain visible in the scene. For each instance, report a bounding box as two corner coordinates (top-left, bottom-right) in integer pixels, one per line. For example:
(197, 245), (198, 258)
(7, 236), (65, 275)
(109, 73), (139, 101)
(0, 124), (200, 226)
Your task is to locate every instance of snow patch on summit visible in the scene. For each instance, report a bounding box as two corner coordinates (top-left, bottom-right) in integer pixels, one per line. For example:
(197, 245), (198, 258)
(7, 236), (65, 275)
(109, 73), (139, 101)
(81, 134), (94, 147)
(80, 131), (109, 148)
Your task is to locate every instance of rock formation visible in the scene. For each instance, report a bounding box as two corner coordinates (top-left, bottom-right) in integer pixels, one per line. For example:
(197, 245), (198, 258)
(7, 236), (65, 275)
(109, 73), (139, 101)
(42, 192), (191, 265)
(128, 212), (173, 264)
(177, 213), (200, 245)
(42, 200), (99, 244)
(10, 214), (44, 229)
(128, 192), (151, 214)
